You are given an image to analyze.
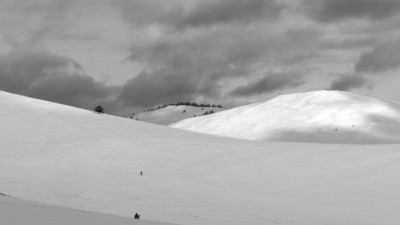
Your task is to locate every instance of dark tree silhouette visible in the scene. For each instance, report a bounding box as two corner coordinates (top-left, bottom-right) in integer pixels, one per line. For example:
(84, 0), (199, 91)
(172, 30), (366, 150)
(94, 105), (104, 114)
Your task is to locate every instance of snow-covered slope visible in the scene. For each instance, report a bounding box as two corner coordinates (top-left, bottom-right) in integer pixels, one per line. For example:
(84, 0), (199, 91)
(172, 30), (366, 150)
(2, 90), (400, 225)
(0, 194), (174, 225)
(132, 105), (224, 125)
(171, 90), (400, 144)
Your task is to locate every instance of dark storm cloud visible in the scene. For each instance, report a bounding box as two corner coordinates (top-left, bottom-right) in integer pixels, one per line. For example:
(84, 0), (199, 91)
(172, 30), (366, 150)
(120, 70), (216, 107)
(0, 0), (316, 113)
(329, 74), (368, 91)
(231, 72), (304, 97)
(122, 29), (266, 107)
(0, 49), (79, 92)
(304, 0), (400, 22)
(0, 49), (115, 110)
(117, 0), (283, 30)
(121, 25), (320, 107)
(355, 39), (400, 73)
(27, 74), (112, 107)
(129, 27), (273, 73)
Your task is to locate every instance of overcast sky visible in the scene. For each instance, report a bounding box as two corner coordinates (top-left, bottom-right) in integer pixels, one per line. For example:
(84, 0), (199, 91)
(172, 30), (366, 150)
(1, 0), (400, 116)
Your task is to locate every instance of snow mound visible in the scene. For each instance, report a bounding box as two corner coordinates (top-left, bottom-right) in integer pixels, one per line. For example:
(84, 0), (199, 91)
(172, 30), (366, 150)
(132, 105), (224, 125)
(0, 194), (175, 225)
(171, 90), (400, 144)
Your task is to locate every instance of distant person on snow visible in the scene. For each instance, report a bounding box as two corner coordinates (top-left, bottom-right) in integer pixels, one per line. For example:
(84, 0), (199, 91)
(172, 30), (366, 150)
(140, 171), (143, 176)
(134, 213), (140, 219)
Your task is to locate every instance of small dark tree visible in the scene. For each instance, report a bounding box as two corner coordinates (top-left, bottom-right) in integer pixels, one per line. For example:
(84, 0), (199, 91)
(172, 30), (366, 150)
(94, 105), (104, 114)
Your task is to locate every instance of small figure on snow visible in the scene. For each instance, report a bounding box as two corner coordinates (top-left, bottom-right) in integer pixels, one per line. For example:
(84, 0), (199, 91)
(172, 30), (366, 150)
(140, 171), (143, 176)
(134, 213), (140, 219)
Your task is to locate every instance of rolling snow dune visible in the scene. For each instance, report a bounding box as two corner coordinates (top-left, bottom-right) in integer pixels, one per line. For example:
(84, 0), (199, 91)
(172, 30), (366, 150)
(0, 194), (174, 225)
(171, 90), (400, 144)
(2, 91), (400, 225)
(132, 105), (224, 125)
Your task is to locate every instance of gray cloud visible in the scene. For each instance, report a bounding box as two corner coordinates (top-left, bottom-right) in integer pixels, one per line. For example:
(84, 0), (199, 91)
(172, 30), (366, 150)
(319, 36), (379, 50)
(27, 74), (112, 108)
(122, 29), (267, 107)
(329, 74), (368, 91)
(130, 27), (272, 74)
(0, 49), (80, 92)
(231, 72), (304, 97)
(0, 48), (116, 111)
(0, 0), (105, 46)
(5, 0), (396, 115)
(0, 0), (75, 44)
(115, 0), (179, 27)
(118, 0), (283, 30)
(0, 0), (319, 114)
(122, 25), (319, 107)
(175, 0), (283, 29)
(355, 39), (400, 73)
(305, 0), (400, 22)
(120, 70), (216, 107)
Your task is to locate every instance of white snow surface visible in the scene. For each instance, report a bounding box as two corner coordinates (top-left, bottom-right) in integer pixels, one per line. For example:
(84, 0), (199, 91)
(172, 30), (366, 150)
(0, 194), (174, 225)
(2, 90), (400, 225)
(132, 105), (224, 125)
(171, 90), (400, 143)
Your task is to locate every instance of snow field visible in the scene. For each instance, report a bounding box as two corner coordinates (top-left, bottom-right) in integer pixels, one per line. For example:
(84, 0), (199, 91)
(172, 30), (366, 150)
(172, 90), (400, 143)
(0, 194), (175, 225)
(1, 91), (400, 225)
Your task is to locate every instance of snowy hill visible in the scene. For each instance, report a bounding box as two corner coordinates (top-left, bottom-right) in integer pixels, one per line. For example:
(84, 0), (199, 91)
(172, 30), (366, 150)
(0, 194), (175, 225)
(132, 105), (224, 125)
(2, 90), (400, 225)
(171, 90), (400, 144)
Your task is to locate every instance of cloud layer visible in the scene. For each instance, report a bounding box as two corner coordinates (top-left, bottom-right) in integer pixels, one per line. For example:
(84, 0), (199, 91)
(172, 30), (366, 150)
(232, 72), (304, 96)
(305, 0), (400, 22)
(118, 0), (283, 30)
(356, 39), (400, 73)
(0, 48), (115, 111)
(1, 0), (400, 116)
(329, 75), (368, 91)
